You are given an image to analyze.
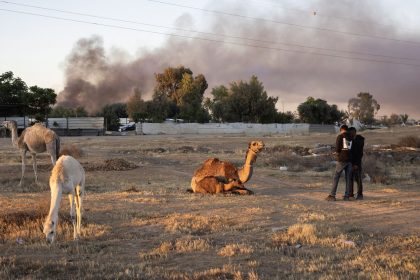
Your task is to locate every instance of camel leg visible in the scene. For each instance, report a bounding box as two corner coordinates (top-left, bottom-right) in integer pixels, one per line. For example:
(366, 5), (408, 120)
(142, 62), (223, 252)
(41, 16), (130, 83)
(75, 184), (83, 237)
(68, 193), (77, 240)
(19, 150), (27, 188)
(231, 187), (254, 195)
(192, 182), (211, 194)
(31, 153), (38, 185)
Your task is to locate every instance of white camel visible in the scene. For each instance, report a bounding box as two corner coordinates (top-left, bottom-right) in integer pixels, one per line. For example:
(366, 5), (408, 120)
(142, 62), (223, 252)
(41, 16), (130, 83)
(43, 155), (85, 244)
(2, 120), (60, 188)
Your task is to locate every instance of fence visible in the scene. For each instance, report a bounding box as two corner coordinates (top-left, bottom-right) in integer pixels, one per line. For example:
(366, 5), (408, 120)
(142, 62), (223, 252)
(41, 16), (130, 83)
(136, 122), (338, 135)
(46, 117), (104, 136)
(1, 117), (104, 136)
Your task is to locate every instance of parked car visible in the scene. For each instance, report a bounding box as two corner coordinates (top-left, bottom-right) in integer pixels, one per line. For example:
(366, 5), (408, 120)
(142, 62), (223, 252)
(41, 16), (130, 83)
(118, 122), (136, 132)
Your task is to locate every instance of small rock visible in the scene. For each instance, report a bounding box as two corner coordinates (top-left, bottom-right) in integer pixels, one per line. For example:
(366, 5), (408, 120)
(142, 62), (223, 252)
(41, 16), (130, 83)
(295, 243), (302, 249)
(279, 166), (288, 171)
(341, 240), (356, 247)
(16, 237), (24, 245)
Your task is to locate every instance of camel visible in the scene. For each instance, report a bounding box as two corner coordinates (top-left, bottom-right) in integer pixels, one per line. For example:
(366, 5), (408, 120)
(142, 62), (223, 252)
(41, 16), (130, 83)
(191, 140), (265, 194)
(191, 176), (243, 194)
(2, 120), (60, 188)
(43, 155), (85, 244)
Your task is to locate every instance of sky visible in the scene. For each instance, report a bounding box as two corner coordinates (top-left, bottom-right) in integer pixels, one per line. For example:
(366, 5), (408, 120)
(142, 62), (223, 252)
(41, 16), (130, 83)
(1, 0), (420, 119)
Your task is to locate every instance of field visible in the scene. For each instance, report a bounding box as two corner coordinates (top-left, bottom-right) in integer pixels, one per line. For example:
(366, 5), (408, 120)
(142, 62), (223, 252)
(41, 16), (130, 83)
(0, 127), (419, 279)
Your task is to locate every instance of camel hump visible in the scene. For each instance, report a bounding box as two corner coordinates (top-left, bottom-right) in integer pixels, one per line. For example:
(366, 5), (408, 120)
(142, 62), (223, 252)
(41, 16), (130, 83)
(203, 158), (220, 166)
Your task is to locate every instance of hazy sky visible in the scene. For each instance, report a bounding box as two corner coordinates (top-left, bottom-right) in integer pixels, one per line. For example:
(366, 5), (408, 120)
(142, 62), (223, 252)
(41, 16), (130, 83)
(1, 0), (419, 118)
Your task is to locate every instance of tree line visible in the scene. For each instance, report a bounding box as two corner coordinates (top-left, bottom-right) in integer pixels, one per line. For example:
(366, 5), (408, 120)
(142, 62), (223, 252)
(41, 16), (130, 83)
(1, 68), (407, 130)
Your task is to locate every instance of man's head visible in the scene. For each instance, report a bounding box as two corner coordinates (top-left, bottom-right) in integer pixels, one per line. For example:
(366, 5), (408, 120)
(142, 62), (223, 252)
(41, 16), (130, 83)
(349, 127), (357, 139)
(340, 124), (348, 134)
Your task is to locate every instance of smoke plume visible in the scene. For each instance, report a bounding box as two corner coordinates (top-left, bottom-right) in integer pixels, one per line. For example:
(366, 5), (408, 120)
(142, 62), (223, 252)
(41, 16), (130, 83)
(57, 0), (420, 118)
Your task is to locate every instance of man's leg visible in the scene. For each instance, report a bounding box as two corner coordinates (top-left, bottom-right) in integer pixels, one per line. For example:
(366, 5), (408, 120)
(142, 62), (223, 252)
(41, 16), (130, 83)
(344, 163), (352, 198)
(330, 162), (345, 197)
(356, 165), (364, 198)
(349, 167), (355, 197)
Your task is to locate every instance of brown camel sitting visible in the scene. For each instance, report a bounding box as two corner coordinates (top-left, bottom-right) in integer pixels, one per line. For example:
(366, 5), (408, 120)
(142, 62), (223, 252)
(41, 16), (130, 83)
(3, 120), (60, 188)
(191, 176), (243, 194)
(191, 141), (265, 195)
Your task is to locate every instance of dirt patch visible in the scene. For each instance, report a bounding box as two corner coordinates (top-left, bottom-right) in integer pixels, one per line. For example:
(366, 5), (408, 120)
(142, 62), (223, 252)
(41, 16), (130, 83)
(83, 158), (138, 171)
(265, 145), (312, 156)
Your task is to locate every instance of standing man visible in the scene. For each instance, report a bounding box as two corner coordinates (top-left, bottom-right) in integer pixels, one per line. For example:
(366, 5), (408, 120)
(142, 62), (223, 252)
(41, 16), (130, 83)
(326, 124), (352, 201)
(349, 127), (365, 200)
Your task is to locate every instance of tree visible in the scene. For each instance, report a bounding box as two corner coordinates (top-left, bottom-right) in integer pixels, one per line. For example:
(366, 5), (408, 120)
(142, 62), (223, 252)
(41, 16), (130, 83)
(206, 76), (279, 123)
(0, 71), (57, 120)
(154, 66), (193, 105)
(126, 89), (147, 122)
(26, 86), (57, 121)
(400, 114), (409, 125)
(178, 73), (209, 122)
(389, 113), (401, 125)
(0, 71), (28, 116)
(276, 111), (295, 123)
(100, 103), (127, 131)
(153, 66), (209, 122)
(348, 92), (380, 124)
(297, 97), (344, 124)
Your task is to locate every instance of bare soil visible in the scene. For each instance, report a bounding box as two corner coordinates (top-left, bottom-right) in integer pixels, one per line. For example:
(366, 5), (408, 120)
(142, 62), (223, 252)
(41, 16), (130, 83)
(0, 126), (419, 279)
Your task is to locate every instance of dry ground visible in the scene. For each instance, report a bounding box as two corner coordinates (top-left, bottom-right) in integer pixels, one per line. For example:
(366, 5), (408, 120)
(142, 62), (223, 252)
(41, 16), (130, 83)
(0, 126), (419, 279)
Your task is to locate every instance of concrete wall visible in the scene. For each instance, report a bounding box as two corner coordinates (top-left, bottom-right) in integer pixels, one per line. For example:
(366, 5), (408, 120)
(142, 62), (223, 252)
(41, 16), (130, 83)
(136, 122), (318, 135)
(47, 117), (104, 136)
(47, 117), (104, 130)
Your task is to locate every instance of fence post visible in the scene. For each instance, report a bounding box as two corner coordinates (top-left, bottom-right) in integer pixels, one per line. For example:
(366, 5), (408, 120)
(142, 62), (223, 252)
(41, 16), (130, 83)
(66, 117), (69, 136)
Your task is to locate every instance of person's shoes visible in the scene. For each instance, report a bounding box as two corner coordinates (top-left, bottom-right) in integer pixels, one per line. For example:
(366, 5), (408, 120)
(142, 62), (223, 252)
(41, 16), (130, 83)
(325, 195), (336, 201)
(356, 195), (364, 200)
(343, 196), (350, 201)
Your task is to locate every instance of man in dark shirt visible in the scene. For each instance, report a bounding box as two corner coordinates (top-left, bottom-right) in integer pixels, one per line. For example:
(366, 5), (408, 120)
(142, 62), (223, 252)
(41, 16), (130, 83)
(349, 127), (365, 200)
(326, 124), (352, 201)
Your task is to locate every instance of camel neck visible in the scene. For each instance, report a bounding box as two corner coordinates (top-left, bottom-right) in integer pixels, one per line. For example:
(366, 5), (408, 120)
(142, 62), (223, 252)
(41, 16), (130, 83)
(46, 184), (62, 227)
(10, 127), (19, 148)
(238, 149), (258, 183)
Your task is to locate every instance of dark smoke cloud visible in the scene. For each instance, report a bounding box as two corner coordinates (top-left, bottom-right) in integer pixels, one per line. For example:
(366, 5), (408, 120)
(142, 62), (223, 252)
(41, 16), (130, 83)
(57, 0), (420, 118)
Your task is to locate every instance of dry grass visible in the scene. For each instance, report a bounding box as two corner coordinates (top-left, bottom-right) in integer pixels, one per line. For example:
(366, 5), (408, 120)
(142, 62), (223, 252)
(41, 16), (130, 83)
(162, 213), (230, 235)
(218, 243), (254, 257)
(398, 135), (420, 148)
(0, 130), (419, 279)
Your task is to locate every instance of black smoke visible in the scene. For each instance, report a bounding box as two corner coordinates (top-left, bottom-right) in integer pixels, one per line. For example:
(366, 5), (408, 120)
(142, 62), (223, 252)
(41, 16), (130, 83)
(57, 0), (420, 118)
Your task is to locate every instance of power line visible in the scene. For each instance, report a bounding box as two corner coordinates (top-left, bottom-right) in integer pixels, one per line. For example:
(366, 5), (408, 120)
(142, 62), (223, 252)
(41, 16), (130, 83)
(247, 0), (416, 33)
(2, 8), (420, 68)
(146, 0), (420, 46)
(1, 0), (419, 62)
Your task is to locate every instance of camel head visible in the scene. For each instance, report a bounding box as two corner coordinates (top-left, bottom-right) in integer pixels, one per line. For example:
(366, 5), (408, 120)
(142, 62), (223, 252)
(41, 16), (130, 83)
(2, 120), (17, 131)
(43, 220), (56, 244)
(248, 140), (265, 154)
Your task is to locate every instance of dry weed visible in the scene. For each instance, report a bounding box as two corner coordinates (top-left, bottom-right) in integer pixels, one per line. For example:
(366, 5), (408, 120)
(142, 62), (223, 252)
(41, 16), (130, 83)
(299, 212), (326, 222)
(398, 135), (420, 148)
(174, 236), (211, 252)
(218, 243), (254, 257)
(162, 213), (230, 235)
(140, 241), (172, 261)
